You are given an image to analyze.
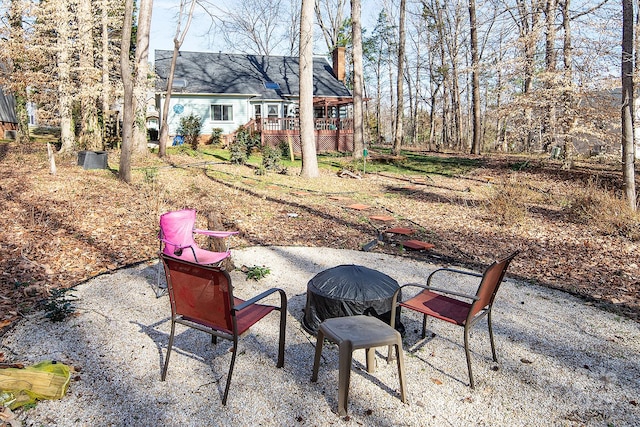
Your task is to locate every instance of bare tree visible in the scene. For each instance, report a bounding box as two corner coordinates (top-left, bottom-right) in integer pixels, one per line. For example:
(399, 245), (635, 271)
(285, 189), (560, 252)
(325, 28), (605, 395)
(622, 0), (637, 210)
(315, 0), (349, 51)
(351, 0), (364, 158)
(158, 0), (197, 157)
(99, 0), (111, 122)
(77, 0), (102, 150)
(132, 0), (154, 155)
(469, 0), (481, 154)
(392, 0), (406, 155)
(2, 0), (30, 144)
(215, 0), (288, 55)
(286, 0), (302, 55)
(119, 0), (135, 182)
(300, 0), (319, 178)
(54, 0), (75, 153)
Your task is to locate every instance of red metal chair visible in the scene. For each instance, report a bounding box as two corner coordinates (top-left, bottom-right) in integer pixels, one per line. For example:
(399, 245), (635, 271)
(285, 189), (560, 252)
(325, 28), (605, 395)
(160, 254), (287, 405)
(389, 251), (518, 388)
(155, 209), (238, 297)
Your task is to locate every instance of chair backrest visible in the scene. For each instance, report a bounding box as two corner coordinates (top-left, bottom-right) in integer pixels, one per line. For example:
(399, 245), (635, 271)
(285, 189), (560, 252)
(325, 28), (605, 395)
(470, 251), (519, 317)
(159, 209), (198, 257)
(161, 254), (236, 334)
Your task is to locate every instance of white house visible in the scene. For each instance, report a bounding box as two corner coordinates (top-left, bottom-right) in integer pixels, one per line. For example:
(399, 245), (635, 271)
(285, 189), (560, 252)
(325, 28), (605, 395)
(154, 49), (353, 147)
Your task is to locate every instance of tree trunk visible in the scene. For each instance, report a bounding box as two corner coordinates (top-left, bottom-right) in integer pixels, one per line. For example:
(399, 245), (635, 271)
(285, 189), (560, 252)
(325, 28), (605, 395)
(544, 0), (558, 153)
(77, 0), (101, 151)
(207, 212), (234, 271)
(299, 0), (319, 178)
(469, 0), (481, 154)
(622, 0), (637, 210)
(119, 0), (135, 183)
(7, 1), (30, 145)
(100, 0), (111, 142)
(159, 0), (196, 158)
(55, 0), (74, 153)
(132, 0), (154, 155)
(561, 0), (575, 169)
(351, 0), (364, 159)
(392, 0), (406, 155)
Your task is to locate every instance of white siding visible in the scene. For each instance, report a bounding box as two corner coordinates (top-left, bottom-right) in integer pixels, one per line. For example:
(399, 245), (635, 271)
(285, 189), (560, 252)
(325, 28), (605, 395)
(161, 95), (252, 136)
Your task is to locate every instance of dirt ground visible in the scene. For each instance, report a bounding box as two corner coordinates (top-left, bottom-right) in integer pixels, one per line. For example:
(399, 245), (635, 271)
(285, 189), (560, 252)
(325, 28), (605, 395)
(0, 142), (638, 336)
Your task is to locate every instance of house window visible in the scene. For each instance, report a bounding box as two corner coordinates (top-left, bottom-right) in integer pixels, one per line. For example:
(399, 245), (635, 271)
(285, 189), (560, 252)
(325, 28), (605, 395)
(211, 105), (233, 121)
(267, 104), (279, 118)
(264, 81), (280, 90)
(254, 105), (262, 119)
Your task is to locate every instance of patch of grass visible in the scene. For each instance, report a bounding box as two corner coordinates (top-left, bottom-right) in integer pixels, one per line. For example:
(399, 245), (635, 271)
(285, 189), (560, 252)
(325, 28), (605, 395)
(327, 150), (480, 177)
(168, 145), (200, 157)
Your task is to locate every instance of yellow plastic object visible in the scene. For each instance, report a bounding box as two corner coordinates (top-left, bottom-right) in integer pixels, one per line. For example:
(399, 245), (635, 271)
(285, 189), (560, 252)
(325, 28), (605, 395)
(0, 361), (71, 409)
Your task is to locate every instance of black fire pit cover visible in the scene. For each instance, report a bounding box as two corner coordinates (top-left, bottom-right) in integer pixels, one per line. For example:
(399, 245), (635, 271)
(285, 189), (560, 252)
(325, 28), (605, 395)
(302, 264), (403, 335)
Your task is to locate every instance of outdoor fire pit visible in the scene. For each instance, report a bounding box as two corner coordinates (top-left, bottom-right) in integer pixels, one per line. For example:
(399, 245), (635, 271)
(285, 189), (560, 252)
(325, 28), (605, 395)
(302, 264), (403, 335)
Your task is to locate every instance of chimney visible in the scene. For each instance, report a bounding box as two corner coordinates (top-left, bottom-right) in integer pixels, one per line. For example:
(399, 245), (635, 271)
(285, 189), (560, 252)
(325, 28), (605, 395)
(332, 47), (346, 82)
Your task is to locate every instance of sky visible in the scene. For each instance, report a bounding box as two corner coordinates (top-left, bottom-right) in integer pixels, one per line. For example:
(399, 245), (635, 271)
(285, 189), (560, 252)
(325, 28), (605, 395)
(149, 0), (219, 62)
(148, 0), (379, 63)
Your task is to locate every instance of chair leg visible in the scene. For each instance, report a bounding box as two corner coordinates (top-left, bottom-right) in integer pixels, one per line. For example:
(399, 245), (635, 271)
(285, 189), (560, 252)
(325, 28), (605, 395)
(221, 337), (239, 405)
(277, 297), (287, 368)
(155, 260), (167, 298)
(421, 314), (427, 339)
(464, 325), (474, 389)
(161, 321), (176, 381)
(337, 341), (354, 416)
(395, 343), (408, 403)
(487, 310), (498, 362)
(365, 347), (376, 373)
(311, 329), (325, 382)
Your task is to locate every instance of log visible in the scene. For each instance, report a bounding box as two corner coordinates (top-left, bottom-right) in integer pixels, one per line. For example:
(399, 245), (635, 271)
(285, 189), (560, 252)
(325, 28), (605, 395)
(207, 212), (234, 271)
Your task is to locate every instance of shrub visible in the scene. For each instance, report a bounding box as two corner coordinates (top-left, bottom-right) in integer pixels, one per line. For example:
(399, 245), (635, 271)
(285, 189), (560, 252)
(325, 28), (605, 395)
(177, 114), (202, 149)
(229, 138), (246, 164)
(229, 127), (248, 165)
(483, 178), (528, 226)
(229, 126), (260, 164)
(210, 128), (223, 146)
(245, 265), (271, 280)
(565, 181), (640, 241)
(278, 139), (291, 159)
(260, 144), (283, 173)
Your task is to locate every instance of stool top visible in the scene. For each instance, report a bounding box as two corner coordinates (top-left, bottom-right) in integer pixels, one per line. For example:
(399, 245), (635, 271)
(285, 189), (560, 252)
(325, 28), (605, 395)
(319, 315), (400, 349)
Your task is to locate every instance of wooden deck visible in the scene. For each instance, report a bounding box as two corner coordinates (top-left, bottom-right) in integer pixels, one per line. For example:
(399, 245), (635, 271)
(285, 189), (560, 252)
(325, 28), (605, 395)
(248, 118), (354, 154)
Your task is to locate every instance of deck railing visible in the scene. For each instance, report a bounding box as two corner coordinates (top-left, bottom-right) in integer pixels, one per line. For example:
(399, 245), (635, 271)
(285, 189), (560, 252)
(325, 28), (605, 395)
(244, 118), (354, 153)
(250, 118), (353, 133)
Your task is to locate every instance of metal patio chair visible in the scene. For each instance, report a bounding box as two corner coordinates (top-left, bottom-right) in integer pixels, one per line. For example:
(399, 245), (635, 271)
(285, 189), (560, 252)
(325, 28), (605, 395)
(160, 254), (287, 405)
(389, 251), (519, 388)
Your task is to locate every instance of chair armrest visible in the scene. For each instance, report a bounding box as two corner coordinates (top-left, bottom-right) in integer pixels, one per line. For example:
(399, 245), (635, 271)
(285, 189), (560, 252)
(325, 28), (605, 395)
(235, 288), (286, 312)
(427, 267), (484, 282)
(393, 282), (479, 302)
(159, 238), (193, 250)
(194, 229), (239, 239)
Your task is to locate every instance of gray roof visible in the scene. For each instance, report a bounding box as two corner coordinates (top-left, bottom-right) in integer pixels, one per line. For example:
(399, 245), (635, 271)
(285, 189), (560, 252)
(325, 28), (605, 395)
(0, 87), (17, 124)
(154, 50), (352, 100)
